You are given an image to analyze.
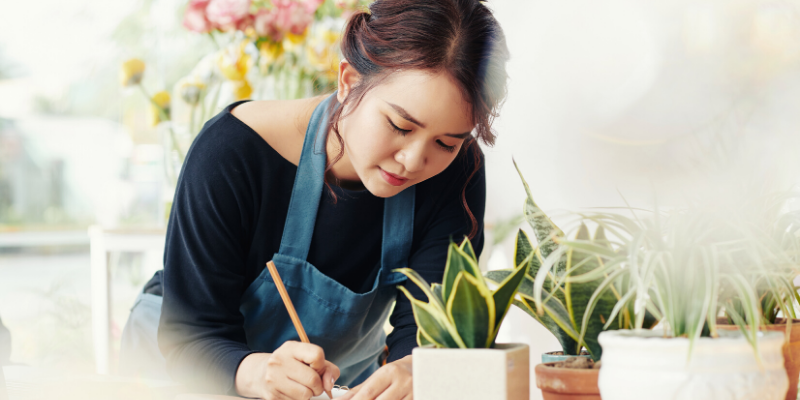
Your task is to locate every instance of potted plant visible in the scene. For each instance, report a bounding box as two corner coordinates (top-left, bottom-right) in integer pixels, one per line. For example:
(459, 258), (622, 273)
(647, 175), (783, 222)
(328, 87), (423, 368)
(712, 194), (800, 400)
(394, 237), (530, 400)
(562, 203), (793, 400)
(486, 163), (655, 400)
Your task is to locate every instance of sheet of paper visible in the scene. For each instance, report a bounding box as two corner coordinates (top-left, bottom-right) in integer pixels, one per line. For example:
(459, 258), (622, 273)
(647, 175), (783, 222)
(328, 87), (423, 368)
(311, 387), (349, 399)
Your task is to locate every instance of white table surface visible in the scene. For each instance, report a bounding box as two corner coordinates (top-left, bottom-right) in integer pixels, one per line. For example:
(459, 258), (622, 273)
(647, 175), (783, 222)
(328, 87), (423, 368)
(3, 366), (348, 400)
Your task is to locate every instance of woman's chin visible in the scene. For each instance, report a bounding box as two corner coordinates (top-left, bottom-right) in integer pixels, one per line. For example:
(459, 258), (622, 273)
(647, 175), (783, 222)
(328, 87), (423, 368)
(364, 181), (409, 198)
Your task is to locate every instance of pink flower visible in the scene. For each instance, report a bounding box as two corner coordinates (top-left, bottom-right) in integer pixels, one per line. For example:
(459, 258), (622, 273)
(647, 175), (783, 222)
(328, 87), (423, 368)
(274, 0), (313, 36)
(183, 0), (213, 33)
(206, 0), (252, 32)
(301, 0), (325, 14)
(334, 0), (358, 10)
(236, 13), (255, 32)
(334, 0), (359, 19)
(254, 8), (282, 41)
(253, 1), (320, 41)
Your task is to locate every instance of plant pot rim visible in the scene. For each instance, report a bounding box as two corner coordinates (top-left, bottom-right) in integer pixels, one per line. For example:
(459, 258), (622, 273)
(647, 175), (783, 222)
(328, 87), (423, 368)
(717, 317), (800, 326)
(536, 361), (600, 373)
(599, 329), (785, 346)
(543, 350), (590, 355)
(414, 342), (528, 351)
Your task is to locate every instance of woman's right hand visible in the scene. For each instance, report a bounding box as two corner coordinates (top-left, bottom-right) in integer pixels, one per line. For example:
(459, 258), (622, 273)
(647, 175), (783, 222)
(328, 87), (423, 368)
(235, 341), (340, 400)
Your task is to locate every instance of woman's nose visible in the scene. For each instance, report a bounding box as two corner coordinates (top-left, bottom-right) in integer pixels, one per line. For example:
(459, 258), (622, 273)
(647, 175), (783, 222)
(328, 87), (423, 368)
(395, 140), (427, 173)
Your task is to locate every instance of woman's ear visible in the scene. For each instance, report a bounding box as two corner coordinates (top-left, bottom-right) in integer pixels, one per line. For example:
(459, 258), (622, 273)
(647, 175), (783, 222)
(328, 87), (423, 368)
(337, 60), (361, 103)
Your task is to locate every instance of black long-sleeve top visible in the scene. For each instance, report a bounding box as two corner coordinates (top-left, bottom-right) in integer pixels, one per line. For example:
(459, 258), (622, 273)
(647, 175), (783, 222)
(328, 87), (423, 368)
(154, 99), (486, 394)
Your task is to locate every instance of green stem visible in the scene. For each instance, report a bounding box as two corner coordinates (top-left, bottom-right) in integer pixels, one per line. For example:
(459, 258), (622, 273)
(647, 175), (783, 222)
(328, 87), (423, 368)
(137, 84), (185, 163)
(189, 103), (197, 139)
(199, 85), (211, 129)
(295, 69), (305, 100)
(137, 84), (167, 120)
(208, 31), (222, 50)
(209, 80), (223, 116)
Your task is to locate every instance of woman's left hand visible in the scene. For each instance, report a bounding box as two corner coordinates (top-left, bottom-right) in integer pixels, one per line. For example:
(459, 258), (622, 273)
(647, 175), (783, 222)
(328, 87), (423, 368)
(339, 355), (413, 400)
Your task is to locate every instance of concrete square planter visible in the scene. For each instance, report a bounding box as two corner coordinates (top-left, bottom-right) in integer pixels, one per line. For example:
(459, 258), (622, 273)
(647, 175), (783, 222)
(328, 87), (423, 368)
(412, 343), (529, 400)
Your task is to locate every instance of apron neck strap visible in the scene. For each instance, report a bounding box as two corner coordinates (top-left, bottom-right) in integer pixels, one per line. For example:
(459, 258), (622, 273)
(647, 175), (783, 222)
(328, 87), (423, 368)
(278, 92), (416, 270)
(278, 93), (335, 260)
(381, 187), (415, 271)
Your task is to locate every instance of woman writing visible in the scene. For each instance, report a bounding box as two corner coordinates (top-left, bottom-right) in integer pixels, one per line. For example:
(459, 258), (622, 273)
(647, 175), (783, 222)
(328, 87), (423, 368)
(121, 0), (509, 399)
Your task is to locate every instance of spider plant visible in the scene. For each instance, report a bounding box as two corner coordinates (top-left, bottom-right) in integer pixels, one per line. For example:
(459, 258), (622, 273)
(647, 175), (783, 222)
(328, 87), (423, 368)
(485, 162), (654, 361)
(552, 193), (800, 359)
(719, 192), (800, 328)
(394, 237), (529, 349)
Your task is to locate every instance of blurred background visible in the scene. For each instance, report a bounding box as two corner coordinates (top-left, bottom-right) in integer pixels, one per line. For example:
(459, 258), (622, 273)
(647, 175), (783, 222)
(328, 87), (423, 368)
(2, 0), (800, 398)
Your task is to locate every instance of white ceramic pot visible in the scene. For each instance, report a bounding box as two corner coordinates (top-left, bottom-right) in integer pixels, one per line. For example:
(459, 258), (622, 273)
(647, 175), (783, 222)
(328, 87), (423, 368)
(412, 343), (529, 400)
(598, 330), (788, 400)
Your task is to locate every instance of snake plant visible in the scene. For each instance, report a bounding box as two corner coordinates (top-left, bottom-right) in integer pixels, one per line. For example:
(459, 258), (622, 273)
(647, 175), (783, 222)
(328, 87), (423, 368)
(394, 238), (529, 349)
(485, 161), (655, 361)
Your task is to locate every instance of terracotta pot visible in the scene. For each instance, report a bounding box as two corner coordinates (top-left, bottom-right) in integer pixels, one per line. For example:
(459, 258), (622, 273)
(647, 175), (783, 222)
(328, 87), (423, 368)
(535, 362), (601, 400)
(717, 318), (800, 400)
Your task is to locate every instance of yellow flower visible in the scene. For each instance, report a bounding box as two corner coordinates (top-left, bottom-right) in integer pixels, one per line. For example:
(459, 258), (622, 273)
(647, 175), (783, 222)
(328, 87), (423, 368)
(120, 58), (145, 87)
(232, 79), (253, 101)
(259, 41), (284, 64)
(149, 90), (171, 126)
(306, 29), (341, 81)
(178, 79), (206, 105)
(218, 41), (252, 81)
(286, 29), (309, 45)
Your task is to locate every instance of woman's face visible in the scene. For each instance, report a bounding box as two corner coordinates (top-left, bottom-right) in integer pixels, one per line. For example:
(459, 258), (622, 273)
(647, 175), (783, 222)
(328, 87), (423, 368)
(332, 65), (476, 198)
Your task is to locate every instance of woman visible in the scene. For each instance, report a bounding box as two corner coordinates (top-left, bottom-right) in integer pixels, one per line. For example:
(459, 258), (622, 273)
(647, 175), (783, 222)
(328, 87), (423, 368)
(120, 0), (509, 399)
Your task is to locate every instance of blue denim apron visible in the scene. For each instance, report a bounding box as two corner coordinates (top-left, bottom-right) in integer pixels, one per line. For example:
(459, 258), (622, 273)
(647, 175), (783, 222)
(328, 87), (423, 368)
(121, 93), (414, 387)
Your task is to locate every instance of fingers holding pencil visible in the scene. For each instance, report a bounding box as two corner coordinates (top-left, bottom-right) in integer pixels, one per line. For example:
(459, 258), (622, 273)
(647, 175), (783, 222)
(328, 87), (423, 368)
(260, 342), (340, 399)
(267, 261), (338, 399)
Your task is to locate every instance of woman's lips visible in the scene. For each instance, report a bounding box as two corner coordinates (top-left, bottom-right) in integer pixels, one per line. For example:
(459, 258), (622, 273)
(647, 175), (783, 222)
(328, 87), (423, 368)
(379, 168), (409, 186)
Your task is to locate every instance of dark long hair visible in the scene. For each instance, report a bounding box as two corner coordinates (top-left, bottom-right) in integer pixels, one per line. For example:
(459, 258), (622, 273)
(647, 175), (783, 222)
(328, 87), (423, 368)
(327, 0), (510, 239)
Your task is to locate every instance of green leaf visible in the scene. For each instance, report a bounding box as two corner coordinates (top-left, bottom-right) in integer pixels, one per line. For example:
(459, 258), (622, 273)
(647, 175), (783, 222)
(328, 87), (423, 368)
(514, 229), (535, 268)
(576, 223), (590, 240)
(594, 225), (611, 249)
(532, 246), (568, 314)
(538, 293), (581, 342)
(556, 239), (619, 260)
(460, 238), (477, 260)
(398, 286), (464, 348)
(514, 298), (581, 355)
(575, 267), (627, 360)
(489, 253), (531, 342)
(447, 272), (495, 348)
(393, 268), (445, 311)
(513, 159), (565, 262)
(526, 295), (584, 355)
(442, 242), (482, 300)
(431, 283), (444, 306)
(417, 327), (434, 347)
(485, 269), (515, 286)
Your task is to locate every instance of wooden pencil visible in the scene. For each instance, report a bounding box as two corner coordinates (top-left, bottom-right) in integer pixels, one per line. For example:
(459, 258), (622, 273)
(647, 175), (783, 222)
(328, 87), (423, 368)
(266, 261), (332, 399)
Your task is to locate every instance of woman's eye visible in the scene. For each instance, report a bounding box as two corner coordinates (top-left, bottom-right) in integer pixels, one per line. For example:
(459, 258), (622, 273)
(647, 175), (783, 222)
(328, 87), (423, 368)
(437, 140), (457, 153)
(387, 118), (411, 136)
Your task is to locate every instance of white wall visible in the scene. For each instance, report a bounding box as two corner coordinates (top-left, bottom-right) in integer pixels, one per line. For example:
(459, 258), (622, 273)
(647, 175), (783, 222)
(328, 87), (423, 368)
(487, 1), (800, 398)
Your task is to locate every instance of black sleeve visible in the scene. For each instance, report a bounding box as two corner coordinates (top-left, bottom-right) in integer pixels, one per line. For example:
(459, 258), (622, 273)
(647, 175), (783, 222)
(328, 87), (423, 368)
(385, 148), (486, 362)
(158, 117), (257, 394)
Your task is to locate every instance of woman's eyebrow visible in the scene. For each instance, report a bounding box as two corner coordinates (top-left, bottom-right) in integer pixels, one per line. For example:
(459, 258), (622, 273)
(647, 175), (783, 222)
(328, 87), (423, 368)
(445, 132), (472, 139)
(385, 101), (472, 139)
(386, 101), (426, 128)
